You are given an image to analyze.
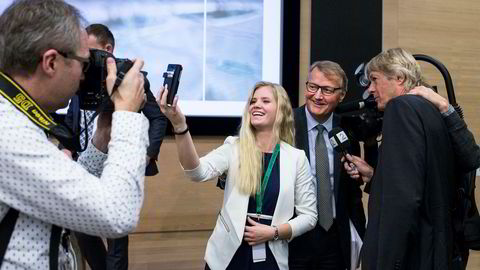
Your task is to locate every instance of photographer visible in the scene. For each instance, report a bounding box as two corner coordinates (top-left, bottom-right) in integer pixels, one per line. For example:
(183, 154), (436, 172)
(0, 1), (148, 269)
(344, 48), (472, 270)
(62, 23), (167, 270)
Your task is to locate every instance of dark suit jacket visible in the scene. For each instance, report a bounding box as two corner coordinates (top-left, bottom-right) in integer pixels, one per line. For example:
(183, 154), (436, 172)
(142, 78), (167, 176)
(289, 105), (366, 268)
(444, 111), (480, 173)
(362, 95), (456, 270)
(63, 77), (167, 176)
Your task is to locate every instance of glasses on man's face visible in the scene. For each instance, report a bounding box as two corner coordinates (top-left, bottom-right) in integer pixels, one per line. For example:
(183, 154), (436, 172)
(305, 81), (343, 96)
(57, 51), (90, 73)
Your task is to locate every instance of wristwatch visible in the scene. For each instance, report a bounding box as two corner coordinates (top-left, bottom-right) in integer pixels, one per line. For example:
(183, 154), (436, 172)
(272, 225), (279, 241)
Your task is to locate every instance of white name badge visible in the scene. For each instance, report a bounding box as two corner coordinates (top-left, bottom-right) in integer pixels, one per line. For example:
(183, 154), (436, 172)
(252, 243), (266, 263)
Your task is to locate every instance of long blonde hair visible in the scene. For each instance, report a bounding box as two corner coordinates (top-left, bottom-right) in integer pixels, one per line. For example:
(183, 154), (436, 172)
(235, 81), (295, 195)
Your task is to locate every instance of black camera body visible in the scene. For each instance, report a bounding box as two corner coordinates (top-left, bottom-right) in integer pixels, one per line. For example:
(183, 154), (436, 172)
(336, 62), (383, 144)
(77, 49), (133, 111)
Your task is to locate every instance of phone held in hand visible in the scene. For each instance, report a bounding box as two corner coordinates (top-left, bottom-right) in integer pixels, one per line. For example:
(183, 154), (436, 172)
(162, 64), (183, 106)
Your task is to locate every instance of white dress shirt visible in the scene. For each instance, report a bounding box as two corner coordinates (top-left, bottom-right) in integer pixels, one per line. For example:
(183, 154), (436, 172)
(0, 96), (149, 269)
(304, 107), (336, 217)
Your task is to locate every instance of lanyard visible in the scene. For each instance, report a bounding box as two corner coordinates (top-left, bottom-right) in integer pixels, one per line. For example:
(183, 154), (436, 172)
(256, 143), (280, 214)
(0, 71), (79, 150)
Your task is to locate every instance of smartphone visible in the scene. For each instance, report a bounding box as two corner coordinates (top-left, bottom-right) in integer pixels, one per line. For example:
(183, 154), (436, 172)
(162, 64), (183, 105)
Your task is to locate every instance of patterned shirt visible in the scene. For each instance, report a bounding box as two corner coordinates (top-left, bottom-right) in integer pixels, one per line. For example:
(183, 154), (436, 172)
(0, 96), (149, 269)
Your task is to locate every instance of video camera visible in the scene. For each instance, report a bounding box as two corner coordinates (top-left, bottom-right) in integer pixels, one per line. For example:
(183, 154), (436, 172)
(335, 62), (383, 145)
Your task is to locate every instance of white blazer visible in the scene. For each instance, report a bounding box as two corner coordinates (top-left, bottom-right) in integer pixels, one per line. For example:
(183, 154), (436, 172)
(184, 137), (317, 270)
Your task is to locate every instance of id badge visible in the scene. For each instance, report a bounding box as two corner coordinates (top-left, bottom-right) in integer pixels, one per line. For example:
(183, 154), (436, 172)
(252, 243), (266, 263)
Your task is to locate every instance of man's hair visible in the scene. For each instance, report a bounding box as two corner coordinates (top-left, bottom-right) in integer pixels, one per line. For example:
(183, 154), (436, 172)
(365, 47), (426, 91)
(236, 81), (294, 195)
(0, 0), (85, 76)
(308, 60), (348, 92)
(86, 23), (115, 50)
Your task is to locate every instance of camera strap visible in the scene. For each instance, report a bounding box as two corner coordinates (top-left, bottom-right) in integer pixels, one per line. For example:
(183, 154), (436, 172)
(0, 71), (79, 150)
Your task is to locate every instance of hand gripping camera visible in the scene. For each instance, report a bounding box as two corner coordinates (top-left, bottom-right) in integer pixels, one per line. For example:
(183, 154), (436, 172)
(76, 49), (135, 111)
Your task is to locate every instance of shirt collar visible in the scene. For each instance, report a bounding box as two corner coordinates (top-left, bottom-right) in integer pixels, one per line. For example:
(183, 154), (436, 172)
(305, 106), (333, 133)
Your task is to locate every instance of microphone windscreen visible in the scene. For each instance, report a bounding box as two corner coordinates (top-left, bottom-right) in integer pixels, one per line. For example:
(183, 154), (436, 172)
(328, 127), (350, 153)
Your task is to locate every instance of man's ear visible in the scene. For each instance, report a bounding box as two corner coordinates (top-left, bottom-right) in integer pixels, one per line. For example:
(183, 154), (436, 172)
(41, 49), (60, 77)
(338, 90), (346, 103)
(396, 75), (406, 86)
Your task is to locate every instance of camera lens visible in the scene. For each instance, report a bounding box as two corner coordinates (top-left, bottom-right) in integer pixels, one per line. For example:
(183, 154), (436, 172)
(354, 63), (370, 88)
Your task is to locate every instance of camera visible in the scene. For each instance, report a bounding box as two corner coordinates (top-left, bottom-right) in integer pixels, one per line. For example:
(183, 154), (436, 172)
(336, 62), (383, 144)
(163, 64), (183, 105)
(77, 49), (134, 111)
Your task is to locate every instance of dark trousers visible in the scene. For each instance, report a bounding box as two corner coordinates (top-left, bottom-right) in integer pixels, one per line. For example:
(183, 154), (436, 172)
(289, 221), (346, 270)
(75, 232), (128, 270)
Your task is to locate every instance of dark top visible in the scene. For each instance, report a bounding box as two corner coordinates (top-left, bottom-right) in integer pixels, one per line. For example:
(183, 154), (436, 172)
(227, 152), (280, 270)
(443, 111), (480, 173)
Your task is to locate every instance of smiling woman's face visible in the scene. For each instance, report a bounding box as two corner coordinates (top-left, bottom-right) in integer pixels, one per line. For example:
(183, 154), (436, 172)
(249, 86), (277, 131)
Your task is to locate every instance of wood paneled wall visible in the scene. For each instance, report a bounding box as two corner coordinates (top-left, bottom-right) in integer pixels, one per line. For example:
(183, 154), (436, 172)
(135, 137), (225, 233)
(383, 0), (480, 139)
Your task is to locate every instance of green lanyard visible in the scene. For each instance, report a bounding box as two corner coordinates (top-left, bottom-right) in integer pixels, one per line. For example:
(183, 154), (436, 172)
(256, 143), (280, 214)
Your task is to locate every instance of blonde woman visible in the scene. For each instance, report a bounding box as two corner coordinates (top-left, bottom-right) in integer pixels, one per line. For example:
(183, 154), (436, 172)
(157, 81), (317, 270)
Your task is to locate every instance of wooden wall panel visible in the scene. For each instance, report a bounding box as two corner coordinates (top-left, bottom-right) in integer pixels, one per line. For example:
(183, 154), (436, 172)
(134, 137), (225, 233)
(298, 0), (311, 106)
(383, 0), (480, 139)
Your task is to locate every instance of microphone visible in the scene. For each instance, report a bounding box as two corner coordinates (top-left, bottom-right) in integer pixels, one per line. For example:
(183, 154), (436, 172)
(329, 127), (357, 170)
(328, 127), (351, 158)
(335, 95), (377, 114)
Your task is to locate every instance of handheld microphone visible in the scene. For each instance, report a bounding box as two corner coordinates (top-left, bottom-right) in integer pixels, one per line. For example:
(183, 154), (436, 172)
(328, 127), (351, 157)
(329, 127), (357, 170)
(335, 95), (377, 114)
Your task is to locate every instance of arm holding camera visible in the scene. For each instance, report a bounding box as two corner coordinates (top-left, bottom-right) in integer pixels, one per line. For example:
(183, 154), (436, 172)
(73, 57), (150, 236)
(408, 86), (480, 172)
(89, 57), (146, 153)
(344, 86), (479, 185)
(156, 86), (200, 170)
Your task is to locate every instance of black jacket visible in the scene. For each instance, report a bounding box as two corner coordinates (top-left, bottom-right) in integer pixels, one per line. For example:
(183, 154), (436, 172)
(362, 95), (456, 270)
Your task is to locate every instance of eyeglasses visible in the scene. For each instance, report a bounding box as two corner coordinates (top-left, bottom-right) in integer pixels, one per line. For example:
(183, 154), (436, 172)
(305, 82), (343, 95)
(57, 51), (90, 73)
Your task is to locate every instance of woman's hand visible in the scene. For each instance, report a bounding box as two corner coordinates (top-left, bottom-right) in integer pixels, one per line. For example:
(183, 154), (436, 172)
(408, 86), (449, 113)
(243, 217), (275, 246)
(156, 86), (187, 133)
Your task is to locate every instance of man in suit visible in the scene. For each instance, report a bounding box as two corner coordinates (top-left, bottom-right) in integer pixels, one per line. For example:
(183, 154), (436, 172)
(62, 23), (167, 270)
(289, 60), (366, 270)
(346, 84), (480, 270)
(352, 48), (456, 270)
